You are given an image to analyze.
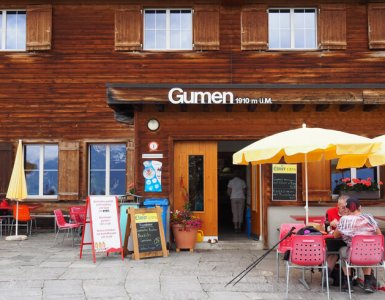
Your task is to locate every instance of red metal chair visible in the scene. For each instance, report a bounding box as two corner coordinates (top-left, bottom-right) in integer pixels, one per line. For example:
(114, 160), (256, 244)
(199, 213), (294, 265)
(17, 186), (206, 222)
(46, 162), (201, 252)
(69, 206), (86, 225)
(286, 235), (329, 299)
(343, 235), (385, 299)
(276, 223), (305, 280)
(11, 204), (36, 236)
(54, 209), (80, 247)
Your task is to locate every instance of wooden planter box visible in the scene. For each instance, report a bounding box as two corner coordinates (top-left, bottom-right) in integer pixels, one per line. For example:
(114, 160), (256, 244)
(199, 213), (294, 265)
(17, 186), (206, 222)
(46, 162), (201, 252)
(340, 190), (380, 200)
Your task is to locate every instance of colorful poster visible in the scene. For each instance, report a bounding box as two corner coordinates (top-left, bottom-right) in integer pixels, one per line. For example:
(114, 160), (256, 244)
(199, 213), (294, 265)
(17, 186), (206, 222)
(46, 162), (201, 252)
(89, 196), (122, 253)
(143, 160), (162, 192)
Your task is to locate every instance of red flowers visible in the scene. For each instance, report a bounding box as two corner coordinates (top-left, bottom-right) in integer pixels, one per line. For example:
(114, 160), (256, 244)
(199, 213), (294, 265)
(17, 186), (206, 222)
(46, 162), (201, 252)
(334, 177), (383, 193)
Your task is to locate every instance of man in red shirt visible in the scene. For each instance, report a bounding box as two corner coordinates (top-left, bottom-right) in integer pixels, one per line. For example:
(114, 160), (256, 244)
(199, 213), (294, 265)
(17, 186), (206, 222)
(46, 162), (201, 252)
(326, 195), (349, 232)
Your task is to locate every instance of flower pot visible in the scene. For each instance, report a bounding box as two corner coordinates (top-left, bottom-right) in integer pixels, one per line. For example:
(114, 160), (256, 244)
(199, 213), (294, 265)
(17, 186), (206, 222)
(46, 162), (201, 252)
(339, 190), (380, 200)
(172, 224), (198, 251)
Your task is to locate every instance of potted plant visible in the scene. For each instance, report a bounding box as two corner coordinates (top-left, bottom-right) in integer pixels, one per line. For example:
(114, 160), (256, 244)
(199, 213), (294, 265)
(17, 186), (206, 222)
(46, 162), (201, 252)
(170, 202), (202, 252)
(333, 177), (383, 199)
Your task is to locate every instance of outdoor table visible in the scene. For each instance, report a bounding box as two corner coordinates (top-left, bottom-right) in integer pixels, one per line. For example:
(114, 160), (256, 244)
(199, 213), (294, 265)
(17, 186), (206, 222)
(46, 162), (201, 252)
(290, 215), (325, 224)
(374, 216), (385, 221)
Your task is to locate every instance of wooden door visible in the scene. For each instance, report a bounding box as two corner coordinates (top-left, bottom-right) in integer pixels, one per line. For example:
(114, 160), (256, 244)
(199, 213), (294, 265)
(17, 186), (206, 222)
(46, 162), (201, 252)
(173, 141), (218, 237)
(251, 165), (261, 236)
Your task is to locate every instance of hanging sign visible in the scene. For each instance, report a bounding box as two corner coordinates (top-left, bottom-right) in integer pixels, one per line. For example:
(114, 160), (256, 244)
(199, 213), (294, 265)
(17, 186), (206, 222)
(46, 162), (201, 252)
(124, 207), (168, 260)
(272, 164), (297, 201)
(80, 196), (124, 263)
(143, 160), (162, 192)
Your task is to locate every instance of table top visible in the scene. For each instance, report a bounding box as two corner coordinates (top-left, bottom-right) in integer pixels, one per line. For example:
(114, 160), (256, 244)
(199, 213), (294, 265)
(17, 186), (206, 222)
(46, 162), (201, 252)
(0, 204), (41, 211)
(374, 216), (385, 221)
(290, 215), (325, 222)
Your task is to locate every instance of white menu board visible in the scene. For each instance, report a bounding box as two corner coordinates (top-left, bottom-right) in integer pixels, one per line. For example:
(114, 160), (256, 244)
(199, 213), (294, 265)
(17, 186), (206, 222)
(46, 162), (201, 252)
(89, 196), (122, 253)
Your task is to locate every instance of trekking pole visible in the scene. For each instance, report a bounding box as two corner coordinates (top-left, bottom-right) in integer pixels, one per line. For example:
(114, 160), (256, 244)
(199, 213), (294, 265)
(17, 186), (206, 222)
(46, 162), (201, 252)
(225, 226), (296, 287)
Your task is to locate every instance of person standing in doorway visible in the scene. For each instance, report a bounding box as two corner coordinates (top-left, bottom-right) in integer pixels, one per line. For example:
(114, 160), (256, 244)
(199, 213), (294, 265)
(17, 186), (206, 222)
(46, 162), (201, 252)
(227, 169), (247, 233)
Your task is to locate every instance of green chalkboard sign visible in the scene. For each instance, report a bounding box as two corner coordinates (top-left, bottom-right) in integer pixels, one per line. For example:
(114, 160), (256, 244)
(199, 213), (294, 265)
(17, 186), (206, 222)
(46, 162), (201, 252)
(272, 164), (297, 201)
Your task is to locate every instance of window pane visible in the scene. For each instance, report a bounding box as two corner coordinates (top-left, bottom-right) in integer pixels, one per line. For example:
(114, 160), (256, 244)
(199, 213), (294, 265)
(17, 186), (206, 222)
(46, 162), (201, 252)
(269, 29), (280, 48)
(305, 11), (316, 28)
(25, 145), (40, 170)
(180, 10), (192, 30)
(144, 30), (156, 49)
(110, 170), (126, 195)
(43, 170), (58, 195)
(6, 11), (17, 49)
(90, 171), (106, 195)
(144, 10), (156, 29)
(331, 159), (351, 193)
(26, 170), (39, 195)
(44, 145), (58, 169)
(170, 30), (180, 49)
(155, 30), (166, 49)
(280, 29), (291, 48)
(170, 11), (181, 29)
(155, 10), (166, 30)
(110, 144), (126, 169)
(16, 12), (26, 49)
(295, 29), (305, 48)
(356, 167), (377, 181)
(269, 10), (280, 29)
(189, 155), (204, 211)
(180, 30), (192, 49)
(90, 145), (106, 169)
(305, 29), (316, 48)
(280, 11), (290, 29)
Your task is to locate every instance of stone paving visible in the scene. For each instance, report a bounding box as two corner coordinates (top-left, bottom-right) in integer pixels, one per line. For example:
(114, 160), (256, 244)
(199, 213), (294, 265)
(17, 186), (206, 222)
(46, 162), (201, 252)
(0, 232), (384, 299)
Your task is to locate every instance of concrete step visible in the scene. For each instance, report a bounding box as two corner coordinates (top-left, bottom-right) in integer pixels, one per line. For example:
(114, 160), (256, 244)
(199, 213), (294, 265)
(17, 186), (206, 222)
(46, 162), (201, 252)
(195, 239), (264, 251)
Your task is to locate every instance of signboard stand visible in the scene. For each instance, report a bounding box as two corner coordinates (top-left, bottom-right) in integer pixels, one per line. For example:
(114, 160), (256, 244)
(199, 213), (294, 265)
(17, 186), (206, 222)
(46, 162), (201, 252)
(80, 196), (124, 263)
(124, 206), (168, 260)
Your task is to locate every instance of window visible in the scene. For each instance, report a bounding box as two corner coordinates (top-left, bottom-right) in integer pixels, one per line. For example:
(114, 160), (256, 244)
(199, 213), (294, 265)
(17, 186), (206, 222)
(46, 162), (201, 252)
(25, 144), (58, 198)
(0, 10), (26, 50)
(268, 8), (316, 50)
(89, 144), (126, 196)
(331, 159), (379, 194)
(144, 9), (192, 50)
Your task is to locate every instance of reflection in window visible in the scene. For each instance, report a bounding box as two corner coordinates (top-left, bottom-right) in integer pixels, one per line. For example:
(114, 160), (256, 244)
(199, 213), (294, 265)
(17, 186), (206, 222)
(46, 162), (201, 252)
(268, 8), (316, 49)
(25, 144), (58, 197)
(331, 159), (377, 194)
(189, 155), (204, 211)
(0, 10), (26, 50)
(89, 144), (126, 196)
(144, 9), (192, 50)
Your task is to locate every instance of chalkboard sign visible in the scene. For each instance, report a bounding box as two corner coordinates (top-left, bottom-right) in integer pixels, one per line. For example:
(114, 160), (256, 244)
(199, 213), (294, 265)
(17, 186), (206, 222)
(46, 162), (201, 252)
(125, 206), (168, 260)
(272, 164), (297, 201)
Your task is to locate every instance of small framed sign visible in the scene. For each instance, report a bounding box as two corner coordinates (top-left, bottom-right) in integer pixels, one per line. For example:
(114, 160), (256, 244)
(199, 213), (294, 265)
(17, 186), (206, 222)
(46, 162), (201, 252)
(272, 164), (297, 201)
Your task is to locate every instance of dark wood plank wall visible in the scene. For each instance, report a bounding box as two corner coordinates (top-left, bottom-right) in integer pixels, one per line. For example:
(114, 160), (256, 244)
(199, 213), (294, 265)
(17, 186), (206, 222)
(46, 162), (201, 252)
(0, 0), (384, 216)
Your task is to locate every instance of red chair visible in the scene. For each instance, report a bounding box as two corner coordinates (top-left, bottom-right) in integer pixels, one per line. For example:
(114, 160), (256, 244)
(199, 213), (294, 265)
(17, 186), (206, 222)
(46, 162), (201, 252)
(69, 206), (86, 225)
(276, 223), (305, 280)
(286, 235), (329, 299)
(54, 209), (80, 247)
(343, 235), (385, 299)
(11, 205), (36, 236)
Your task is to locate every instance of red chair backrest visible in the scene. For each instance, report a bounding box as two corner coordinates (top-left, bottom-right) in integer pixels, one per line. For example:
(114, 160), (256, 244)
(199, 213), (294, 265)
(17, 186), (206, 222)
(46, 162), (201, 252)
(13, 204), (31, 222)
(290, 235), (326, 266)
(54, 209), (68, 228)
(69, 206), (86, 224)
(349, 234), (384, 265)
(277, 223), (305, 253)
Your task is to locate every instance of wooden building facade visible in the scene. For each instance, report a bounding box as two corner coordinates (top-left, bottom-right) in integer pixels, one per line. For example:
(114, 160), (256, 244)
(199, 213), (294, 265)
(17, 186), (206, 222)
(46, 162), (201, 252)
(1, 0), (385, 246)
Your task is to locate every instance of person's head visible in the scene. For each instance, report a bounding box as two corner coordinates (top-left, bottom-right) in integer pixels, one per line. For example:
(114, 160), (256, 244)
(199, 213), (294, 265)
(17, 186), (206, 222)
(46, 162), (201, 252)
(345, 197), (361, 213)
(337, 195), (349, 215)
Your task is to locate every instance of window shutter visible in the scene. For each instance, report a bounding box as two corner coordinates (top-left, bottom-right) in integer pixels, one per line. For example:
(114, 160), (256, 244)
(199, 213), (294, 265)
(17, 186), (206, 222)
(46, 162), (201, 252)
(368, 3), (385, 49)
(115, 5), (142, 51)
(0, 143), (13, 196)
(193, 5), (220, 50)
(303, 160), (331, 202)
(318, 4), (346, 50)
(241, 5), (268, 50)
(58, 142), (79, 201)
(26, 5), (52, 51)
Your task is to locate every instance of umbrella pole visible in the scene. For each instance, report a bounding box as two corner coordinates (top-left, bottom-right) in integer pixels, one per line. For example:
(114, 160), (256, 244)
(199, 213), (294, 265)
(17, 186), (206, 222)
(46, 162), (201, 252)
(305, 153), (309, 225)
(16, 201), (19, 236)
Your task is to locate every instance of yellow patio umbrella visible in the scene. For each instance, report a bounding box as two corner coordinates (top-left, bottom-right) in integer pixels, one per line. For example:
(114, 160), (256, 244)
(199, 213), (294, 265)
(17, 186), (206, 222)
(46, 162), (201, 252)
(337, 134), (385, 168)
(233, 124), (381, 224)
(6, 140), (28, 241)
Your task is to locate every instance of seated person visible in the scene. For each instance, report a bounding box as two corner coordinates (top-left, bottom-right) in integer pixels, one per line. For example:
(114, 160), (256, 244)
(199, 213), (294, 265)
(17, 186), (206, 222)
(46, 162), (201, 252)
(333, 197), (382, 293)
(324, 195), (349, 285)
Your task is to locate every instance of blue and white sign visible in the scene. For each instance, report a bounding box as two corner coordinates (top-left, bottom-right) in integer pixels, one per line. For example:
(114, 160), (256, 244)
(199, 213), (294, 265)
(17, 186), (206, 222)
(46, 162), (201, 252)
(143, 160), (162, 192)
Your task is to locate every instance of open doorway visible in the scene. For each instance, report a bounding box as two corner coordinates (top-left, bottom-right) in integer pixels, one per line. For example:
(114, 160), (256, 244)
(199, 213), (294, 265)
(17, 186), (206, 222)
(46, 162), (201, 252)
(217, 141), (253, 240)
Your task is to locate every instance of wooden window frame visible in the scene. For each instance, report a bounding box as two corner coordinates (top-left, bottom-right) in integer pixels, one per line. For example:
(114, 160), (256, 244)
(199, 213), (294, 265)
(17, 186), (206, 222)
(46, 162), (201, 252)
(0, 10), (26, 51)
(143, 8), (193, 51)
(268, 8), (317, 50)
